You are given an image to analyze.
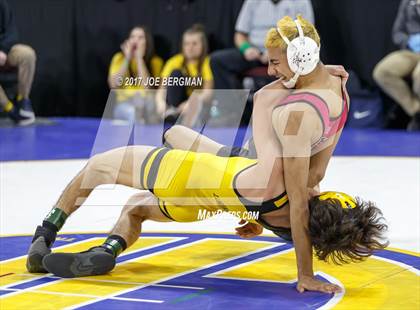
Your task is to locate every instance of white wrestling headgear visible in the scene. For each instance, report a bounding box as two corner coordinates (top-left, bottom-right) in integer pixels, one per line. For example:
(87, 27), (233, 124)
(276, 18), (320, 88)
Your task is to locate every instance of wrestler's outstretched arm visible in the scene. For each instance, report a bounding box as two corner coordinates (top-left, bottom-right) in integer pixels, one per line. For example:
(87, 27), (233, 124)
(272, 103), (342, 294)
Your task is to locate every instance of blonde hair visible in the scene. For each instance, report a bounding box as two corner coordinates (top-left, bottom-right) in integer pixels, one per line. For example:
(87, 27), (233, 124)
(264, 15), (320, 50)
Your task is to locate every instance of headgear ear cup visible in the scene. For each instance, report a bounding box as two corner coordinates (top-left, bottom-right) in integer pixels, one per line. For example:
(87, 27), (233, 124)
(276, 18), (320, 88)
(318, 191), (357, 209)
(287, 19), (320, 75)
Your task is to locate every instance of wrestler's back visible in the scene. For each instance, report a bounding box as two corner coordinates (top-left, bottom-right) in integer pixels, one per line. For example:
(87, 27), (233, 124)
(235, 79), (289, 202)
(235, 75), (349, 207)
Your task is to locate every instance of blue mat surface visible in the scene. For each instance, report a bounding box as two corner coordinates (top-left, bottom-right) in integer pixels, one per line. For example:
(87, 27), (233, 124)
(0, 117), (419, 161)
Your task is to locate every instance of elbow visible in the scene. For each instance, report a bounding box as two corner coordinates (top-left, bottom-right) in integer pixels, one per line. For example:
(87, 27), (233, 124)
(314, 170), (325, 185)
(309, 169), (325, 187)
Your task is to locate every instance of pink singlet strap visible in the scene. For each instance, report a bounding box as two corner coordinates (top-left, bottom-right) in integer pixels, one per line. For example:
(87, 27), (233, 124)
(277, 86), (348, 141)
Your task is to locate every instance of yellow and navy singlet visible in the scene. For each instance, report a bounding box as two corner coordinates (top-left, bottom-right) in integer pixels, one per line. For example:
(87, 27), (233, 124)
(140, 147), (288, 223)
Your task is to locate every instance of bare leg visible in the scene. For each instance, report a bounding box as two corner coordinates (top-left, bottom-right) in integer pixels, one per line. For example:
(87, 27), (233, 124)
(109, 191), (171, 248)
(56, 145), (155, 216)
(164, 124), (224, 154)
(26, 145), (155, 273)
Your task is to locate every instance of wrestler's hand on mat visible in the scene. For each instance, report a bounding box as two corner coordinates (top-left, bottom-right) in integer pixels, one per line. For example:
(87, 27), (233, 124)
(325, 65), (349, 85)
(235, 219), (263, 238)
(297, 275), (342, 294)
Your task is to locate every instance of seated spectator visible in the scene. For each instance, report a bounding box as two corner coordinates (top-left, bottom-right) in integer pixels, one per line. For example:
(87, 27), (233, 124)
(108, 26), (163, 123)
(373, 0), (420, 131)
(210, 0), (314, 90)
(156, 24), (213, 129)
(0, 0), (36, 126)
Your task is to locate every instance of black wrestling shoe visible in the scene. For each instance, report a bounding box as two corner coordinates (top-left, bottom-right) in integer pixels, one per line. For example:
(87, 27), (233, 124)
(26, 225), (57, 273)
(26, 236), (51, 273)
(42, 246), (116, 278)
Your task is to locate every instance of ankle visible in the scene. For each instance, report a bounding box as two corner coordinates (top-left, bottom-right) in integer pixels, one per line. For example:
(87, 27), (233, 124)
(43, 207), (68, 231)
(101, 235), (127, 257)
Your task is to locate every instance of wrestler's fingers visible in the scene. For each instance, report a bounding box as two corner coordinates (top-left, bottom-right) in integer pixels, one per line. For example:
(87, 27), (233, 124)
(235, 226), (247, 233)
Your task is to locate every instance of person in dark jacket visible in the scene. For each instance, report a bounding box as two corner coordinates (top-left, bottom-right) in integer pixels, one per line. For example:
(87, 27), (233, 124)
(0, 0), (36, 125)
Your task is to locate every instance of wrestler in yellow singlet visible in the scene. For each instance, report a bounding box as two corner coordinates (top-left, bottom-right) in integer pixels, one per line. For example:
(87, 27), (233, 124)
(140, 147), (289, 223)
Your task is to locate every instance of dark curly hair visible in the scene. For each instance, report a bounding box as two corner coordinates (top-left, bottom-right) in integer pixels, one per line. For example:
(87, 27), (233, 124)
(308, 196), (389, 264)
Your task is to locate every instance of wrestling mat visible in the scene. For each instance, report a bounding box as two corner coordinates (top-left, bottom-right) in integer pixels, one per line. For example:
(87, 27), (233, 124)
(1, 232), (419, 309)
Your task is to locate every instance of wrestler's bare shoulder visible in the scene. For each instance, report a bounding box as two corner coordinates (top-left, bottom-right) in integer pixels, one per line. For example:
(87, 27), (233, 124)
(254, 79), (289, 104)
(259, 79), (286, 92)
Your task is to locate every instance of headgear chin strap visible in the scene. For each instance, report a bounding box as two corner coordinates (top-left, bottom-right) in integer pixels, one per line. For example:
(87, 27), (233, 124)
(318, 191), (357, 209)
(276, 18), (320, 88)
